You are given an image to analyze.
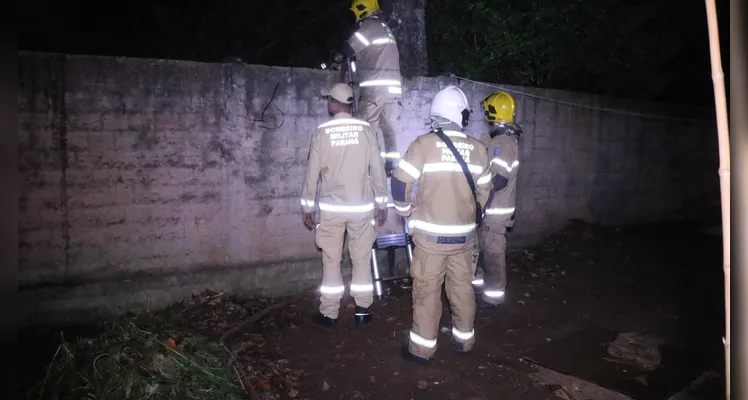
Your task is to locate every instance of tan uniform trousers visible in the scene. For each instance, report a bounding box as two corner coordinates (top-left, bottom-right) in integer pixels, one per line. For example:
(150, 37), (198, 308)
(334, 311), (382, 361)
(359, 89), (403, 235)
(477, 219), (508, 302)
(358, 89), (402, 162)
(315, 212), (377, 319)
(408, 239), (479, 359)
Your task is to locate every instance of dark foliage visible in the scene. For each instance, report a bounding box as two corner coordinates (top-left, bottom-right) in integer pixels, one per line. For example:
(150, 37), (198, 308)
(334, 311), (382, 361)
(17, 0), (728, 104)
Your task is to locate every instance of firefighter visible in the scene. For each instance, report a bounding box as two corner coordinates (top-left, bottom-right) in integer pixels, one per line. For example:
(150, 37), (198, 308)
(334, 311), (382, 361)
(342, 0), (403, 175)
(473, 91), (522, 307)
(392, 85), (493, 362)
(300, 83), (389, 328)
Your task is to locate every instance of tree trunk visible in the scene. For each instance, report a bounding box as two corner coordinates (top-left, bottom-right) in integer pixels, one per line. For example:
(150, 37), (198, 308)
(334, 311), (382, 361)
(380, 0), (428, 79)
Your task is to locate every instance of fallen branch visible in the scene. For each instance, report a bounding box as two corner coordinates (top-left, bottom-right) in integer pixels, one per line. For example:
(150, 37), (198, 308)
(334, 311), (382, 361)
(221, 342), (261, 400)
(220, 288), (315, 349)
(218, 288), (315, 399)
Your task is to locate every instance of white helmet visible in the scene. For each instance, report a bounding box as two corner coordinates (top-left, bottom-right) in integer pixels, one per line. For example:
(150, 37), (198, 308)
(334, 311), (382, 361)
(429, 85), (471, 129)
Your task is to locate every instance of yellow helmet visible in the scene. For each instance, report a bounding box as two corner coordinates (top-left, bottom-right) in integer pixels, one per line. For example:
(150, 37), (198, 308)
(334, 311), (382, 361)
(481, 91), (517, 123)
(350, 0), (380, 21)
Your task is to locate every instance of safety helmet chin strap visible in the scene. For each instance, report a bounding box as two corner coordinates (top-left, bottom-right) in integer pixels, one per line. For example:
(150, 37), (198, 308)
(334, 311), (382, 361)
(430, 116), (462, 132)
(489, 122), (523, 139)
(359, 10), (382, 22)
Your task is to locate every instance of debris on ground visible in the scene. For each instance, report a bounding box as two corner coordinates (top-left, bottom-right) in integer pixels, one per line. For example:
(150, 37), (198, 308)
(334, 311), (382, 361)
(605, 332), (664, 371)
(26, 291), (309, 400)
(27, 317), (244, 400)
(530, 365), (635, 400)
(20, 220), (725, 400)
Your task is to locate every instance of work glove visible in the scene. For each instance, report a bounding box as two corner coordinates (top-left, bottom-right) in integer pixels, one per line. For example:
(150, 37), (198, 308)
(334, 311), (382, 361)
(374, 208), (388, 226)
(303, 212), (315, 230)
(505, 214), (516, 232)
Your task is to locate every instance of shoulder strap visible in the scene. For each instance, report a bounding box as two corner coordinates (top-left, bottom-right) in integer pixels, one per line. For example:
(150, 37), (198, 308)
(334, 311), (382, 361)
(433, 128), (483, 225)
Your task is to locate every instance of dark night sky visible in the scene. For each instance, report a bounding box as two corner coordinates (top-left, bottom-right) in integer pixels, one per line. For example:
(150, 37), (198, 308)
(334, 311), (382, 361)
(16, 0), (730, 106)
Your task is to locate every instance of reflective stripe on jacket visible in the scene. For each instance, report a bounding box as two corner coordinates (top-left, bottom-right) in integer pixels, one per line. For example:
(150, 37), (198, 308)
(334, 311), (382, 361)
(480, 132), (520, 219)
(392, 129), (492, 237)
(344, 18), (402, 95)
(301, 113), (388, 214)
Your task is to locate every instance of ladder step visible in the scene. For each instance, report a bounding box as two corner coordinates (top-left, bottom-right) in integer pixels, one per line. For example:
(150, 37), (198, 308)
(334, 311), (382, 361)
(380, 275), (410, 283)
(370, 217), (414, 299)
(373, 233), (412, 249)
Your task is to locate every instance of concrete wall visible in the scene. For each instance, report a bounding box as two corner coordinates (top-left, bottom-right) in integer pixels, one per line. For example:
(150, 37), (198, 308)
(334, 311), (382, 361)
(18, 52), (720, 326)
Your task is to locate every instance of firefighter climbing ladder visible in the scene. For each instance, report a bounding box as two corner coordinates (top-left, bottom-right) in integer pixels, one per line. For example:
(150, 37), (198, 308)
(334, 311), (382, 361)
(333, 54), (412, 298)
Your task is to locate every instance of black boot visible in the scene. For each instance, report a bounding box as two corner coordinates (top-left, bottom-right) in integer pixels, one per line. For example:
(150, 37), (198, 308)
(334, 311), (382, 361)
(384, 160), (394, 177)
(354, 306), (373, 328)
(312, 313), (338, 328)
(451, 339), (473, 354)
(401, 345), (432, 366)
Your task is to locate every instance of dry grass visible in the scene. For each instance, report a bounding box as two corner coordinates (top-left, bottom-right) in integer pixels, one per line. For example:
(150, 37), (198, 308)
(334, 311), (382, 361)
(27, 317), (244, 400)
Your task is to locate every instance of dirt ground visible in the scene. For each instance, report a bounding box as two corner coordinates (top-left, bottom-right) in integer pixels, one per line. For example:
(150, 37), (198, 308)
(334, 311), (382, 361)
(19, 220), (726, 400)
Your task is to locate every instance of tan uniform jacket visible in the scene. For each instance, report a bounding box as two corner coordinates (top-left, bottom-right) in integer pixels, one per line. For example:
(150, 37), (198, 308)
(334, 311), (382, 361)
(344, 17), (402, 98)
(392, 129), (492, 251)
(301, 113), (388, 215)
(480, 132), (520, 224)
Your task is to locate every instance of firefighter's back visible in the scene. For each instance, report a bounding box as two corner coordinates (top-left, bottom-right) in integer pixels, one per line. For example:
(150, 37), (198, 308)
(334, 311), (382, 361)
(315, 115), (382, 214)
(356, 18), (401, 87)
(403, 129), (489, 252)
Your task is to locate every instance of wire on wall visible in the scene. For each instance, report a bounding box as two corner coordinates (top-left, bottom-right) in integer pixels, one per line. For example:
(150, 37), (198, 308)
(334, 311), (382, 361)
(449, 74), (716, 124)
(252, 82), (285, 130)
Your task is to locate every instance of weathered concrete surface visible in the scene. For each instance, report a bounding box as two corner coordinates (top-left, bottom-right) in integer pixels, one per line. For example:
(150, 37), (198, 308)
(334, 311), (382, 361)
(18, 52), (720, 326)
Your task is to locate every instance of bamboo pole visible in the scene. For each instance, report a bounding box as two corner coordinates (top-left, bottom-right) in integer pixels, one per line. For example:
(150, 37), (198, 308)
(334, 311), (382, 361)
(703, 0), (730, 397)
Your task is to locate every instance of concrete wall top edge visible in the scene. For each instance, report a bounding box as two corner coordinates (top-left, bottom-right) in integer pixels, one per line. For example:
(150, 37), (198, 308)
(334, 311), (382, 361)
(19, 50), (714, 121)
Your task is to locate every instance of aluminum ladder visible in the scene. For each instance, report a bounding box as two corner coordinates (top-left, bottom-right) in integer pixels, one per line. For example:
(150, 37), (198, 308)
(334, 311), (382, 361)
(370, 212), (414, 299)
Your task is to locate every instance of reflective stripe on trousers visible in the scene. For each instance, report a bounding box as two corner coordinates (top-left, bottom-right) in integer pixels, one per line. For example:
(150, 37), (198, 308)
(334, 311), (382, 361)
(476, 222), (508, 293)
(452, 327), (475, 342)
(315, 214), (377, 318)
(408, 245), (477, 359)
